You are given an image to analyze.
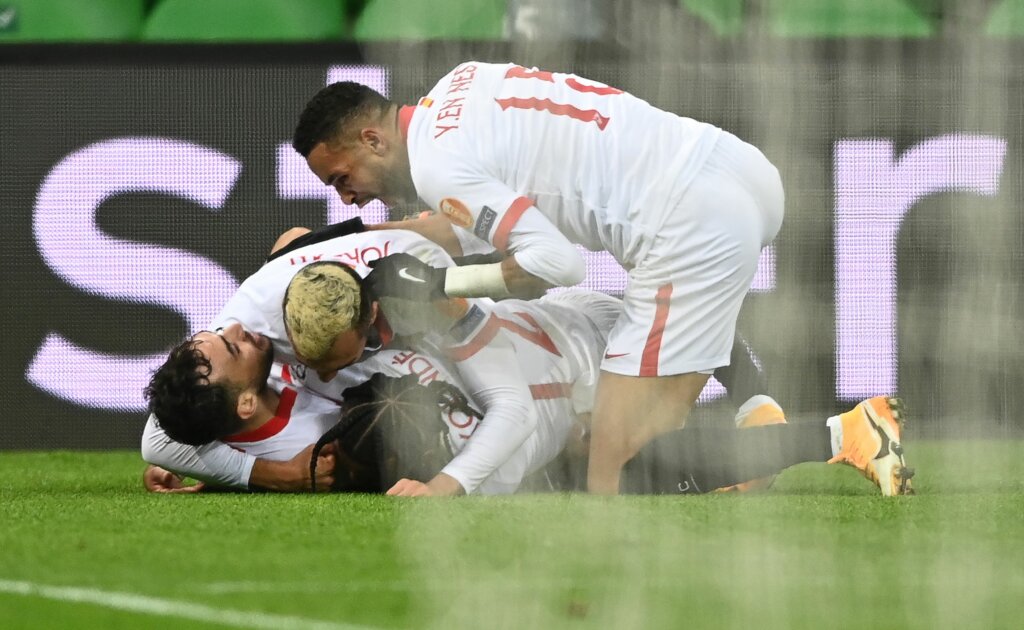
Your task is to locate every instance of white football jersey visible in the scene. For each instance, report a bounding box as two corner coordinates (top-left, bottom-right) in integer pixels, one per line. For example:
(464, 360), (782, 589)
(208, 229), (456, 365)
(220, 364), (340, 461)
(405, 61), (722, 268)
(293, 289), (621, 495)
(202, 229), (537, 494)
(141, 291), (620, 495)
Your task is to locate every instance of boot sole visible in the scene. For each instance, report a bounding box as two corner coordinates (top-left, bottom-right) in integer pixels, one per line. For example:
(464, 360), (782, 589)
(864, 397), (915, 496)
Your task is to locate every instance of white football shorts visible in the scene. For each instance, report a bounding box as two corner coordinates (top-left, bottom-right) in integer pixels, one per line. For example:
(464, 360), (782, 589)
(601, 131), (785, 377)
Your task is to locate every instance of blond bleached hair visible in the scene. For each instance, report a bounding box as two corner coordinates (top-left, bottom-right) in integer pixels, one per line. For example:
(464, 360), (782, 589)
(283, 262), (366, 361)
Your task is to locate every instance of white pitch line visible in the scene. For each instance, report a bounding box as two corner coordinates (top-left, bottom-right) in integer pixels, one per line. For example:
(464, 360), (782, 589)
(199, 578), (581, 594)
(0, 579), (375, 630)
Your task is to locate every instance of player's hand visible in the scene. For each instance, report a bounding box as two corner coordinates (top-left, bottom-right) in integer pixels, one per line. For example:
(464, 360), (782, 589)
(366, 253), (446, 301)
(251, 444), (335, 492)
(386, 478), (434, 497)
(143, 465), (205, 494)
(387, 473), (465, 497)
(300, 443), (336, 493)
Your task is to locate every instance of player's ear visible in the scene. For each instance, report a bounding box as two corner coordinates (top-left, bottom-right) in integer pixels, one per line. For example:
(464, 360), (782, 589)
(360, 127), (385, 155)
(235, 389), (259, 420)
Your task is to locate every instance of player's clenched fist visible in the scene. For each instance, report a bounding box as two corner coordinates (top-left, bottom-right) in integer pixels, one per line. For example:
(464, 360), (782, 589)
(366, 253), (446, 301)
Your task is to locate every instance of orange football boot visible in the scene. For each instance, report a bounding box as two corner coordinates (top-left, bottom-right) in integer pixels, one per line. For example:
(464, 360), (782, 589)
(828, 397), (914, 496)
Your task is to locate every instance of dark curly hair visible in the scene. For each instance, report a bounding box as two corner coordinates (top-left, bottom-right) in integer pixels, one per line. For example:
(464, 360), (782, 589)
(144, 340), (245, 446)
(292, 82), (394, 158)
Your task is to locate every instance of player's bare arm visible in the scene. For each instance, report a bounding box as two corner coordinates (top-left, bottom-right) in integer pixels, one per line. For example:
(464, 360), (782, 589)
(368, 212), (465, 257)
(499, 255), (552, 298)
(249, 444), (336, 492)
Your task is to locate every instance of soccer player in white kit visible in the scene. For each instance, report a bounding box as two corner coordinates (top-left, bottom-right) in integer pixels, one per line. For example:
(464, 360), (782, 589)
(143, 290), (619, 495)
(290, 61), (805, 493)
(144, 226), (622, 497)
(143, 299), (914, 497)
(142, 226), (913, 497)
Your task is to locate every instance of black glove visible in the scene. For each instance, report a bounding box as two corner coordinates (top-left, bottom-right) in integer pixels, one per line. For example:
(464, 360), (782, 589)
(365, 253), (447, 301)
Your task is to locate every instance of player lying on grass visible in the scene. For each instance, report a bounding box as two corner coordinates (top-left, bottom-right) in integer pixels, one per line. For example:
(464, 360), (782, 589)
(142, 222), (913, 497)
(144, 221), (608, 496)
(142, 289), (615, 495)
(143, 309), (912, 496)
(140, 338), (765, 496)
(143, 223), (764, 494)
(143, 346), (584, 495)
(145, 292), (912, 497)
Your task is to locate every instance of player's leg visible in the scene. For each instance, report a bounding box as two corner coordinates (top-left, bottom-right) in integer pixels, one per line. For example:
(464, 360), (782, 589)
(587, 132), (784, 495)
(621, 395), (913, 495)
(621, 420), (831, 494)
(715, 394), (787, 492)
(588, 370), (709, 493)
(586, 270), (752, 493)
(538, 289), (711, 494)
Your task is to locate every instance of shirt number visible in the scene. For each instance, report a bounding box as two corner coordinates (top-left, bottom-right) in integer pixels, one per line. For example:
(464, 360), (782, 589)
(495, 66), (622, 131)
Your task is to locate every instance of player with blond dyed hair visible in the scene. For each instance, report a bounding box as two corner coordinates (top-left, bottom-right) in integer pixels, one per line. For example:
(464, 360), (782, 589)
(146, 226), (563, 497)
(282, 262), (375, 373)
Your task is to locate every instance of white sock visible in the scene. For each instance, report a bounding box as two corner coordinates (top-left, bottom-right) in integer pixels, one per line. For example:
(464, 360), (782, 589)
(826, 416), (843, 458)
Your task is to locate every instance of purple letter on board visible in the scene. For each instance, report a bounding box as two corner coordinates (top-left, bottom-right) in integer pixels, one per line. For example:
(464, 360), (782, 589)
(834, 134), (1005, 399)
(28, 138), (242, 410)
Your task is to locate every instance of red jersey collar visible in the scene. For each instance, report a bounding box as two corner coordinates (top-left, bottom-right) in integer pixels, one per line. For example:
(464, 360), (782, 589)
(398, 105), (416, 141)
(224, 387), (297, 443)
(398, 98), (433, 141)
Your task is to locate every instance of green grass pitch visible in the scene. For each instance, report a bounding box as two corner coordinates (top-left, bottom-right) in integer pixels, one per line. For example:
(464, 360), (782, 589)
(2, 440), (1023, 629)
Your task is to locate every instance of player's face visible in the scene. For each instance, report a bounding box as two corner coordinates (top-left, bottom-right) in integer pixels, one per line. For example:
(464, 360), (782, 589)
(306, 130), (416, 209)
(192, 323), (275, 391)
(293, 326), (370, 383)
